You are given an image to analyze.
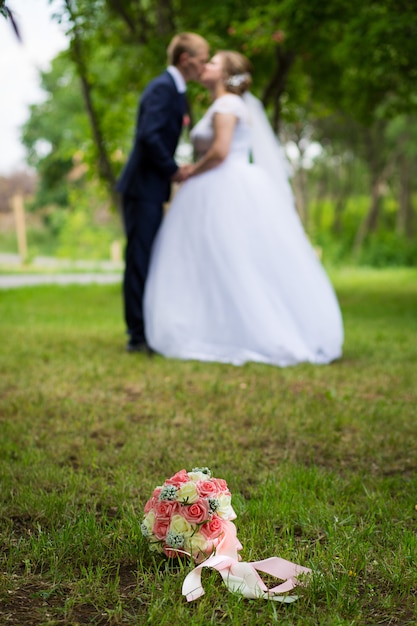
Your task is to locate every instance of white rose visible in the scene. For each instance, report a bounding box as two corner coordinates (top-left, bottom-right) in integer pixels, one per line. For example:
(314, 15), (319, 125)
(169, 514), (194, 537)
(184, 531), (209, 556)
(149, 539), (164, 553)
(217, 494), (234, 519)
(187, 471), (210, 482)
(176, 481), (199, 503)
(142, 510), (155, 535)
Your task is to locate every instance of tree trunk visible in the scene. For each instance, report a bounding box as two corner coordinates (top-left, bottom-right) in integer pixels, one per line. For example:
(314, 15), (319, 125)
(332, 163), (353, 235)
(352, 125), (389, 255)
(313, 173), (329, 232)
(156, 0), (174, 37)
(262, 47), (295, 132)
(75, 48), (121, 212)
(292, 165), (309, 225)
(396, 154), (414, 238)
(332, 196), (345, 235)
(352, 177), (383, 254)
(106, 0), (149, 43)
(66, 1), (121, 212)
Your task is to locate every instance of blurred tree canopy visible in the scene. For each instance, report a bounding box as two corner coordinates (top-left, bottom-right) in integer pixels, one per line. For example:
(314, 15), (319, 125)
(20, 0), (417, 259)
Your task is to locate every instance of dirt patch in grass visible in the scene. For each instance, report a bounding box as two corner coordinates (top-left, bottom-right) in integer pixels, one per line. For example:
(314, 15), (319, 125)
(1, 580), (67, 625)
(1, 566), (147, 625)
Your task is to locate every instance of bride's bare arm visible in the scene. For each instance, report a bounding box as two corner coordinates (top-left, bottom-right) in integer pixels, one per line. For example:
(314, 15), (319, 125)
(186, 113), (237, 177)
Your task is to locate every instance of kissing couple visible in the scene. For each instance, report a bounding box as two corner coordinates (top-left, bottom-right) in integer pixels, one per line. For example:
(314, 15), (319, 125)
(116, 32), (343, 367)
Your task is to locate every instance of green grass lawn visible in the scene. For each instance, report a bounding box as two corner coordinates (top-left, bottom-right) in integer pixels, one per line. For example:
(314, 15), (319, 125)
(1, 267), (416, 625)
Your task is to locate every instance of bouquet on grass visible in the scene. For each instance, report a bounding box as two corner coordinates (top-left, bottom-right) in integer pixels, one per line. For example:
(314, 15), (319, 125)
(141, 467), (237, 564)
(141, 467), (312, 602)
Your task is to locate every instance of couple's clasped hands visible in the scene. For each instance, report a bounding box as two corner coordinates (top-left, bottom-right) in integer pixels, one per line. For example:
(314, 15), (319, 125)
(172, 164), (194, 183)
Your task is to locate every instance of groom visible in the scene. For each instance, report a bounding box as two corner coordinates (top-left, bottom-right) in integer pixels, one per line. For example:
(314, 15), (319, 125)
(117, 32), (209, 353)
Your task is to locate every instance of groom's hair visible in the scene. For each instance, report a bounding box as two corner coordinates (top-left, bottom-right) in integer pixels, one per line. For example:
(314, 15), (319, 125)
(167, 33), (209, 66)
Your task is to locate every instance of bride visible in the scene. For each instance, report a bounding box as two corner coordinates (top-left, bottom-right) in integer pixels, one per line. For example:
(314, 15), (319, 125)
(144, 51), (343, 366)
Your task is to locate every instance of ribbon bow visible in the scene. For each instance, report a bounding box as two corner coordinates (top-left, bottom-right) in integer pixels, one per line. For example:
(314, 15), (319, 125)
(182, 520), (311, 602)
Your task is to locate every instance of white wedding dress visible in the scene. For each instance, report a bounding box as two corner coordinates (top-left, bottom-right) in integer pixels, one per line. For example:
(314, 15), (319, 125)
(144, 93), (343, 366)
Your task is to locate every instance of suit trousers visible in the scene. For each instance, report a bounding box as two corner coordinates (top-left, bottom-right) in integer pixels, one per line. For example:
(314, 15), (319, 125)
(122, 194), (163, 344)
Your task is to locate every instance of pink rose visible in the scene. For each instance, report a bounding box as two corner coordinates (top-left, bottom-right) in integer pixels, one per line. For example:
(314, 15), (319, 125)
(153, 516), (170, 541)
(144, 487), (161, 514)
(181, 499), (210, 525)
(152, 500), (179, 540)
(196, 479), (218, 497)
(200, 515), (225, 540)
(165, 469), (189, 487)
(210, 478), (230, 495)
(154, 499), (179, 522)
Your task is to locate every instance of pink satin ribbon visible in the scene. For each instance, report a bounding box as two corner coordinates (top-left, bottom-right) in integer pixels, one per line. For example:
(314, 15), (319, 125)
(182, 520), (311, 602)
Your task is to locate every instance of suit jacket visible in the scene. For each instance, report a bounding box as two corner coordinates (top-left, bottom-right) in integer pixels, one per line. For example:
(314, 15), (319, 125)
(116, 71), (187, 204)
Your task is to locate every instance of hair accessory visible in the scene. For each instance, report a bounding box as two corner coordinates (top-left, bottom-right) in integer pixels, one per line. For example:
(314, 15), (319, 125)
(226, 72), (250, 87)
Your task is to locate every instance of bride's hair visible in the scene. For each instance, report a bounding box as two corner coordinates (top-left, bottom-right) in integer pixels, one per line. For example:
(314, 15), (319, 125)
(219, 51), (252, 96)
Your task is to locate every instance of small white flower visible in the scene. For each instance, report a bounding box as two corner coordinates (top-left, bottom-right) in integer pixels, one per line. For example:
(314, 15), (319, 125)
(208, 497), (220, 513)
(166, 530), (185, 548)
(159, 484), (178, 501)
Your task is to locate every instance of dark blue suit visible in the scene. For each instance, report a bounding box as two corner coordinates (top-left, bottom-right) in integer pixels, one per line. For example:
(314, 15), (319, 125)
(117, 71), (187, 346)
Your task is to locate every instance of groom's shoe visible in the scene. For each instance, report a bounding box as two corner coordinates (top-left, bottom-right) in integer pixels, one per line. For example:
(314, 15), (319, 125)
(126, 340), (154, 355)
